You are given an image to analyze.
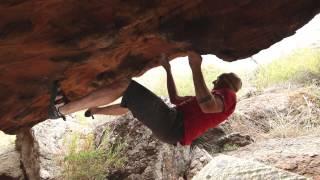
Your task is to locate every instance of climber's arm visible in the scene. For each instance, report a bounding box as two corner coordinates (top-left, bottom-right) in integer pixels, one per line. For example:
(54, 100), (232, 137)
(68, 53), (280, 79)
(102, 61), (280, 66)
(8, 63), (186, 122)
(160, 55), (191, 104)
(188, 52), (224, 113)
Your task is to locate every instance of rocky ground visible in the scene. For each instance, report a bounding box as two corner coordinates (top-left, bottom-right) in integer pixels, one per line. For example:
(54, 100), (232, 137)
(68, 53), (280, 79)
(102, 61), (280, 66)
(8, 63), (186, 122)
(219, 85), (320, 179)
(227, 136), (320, 179)
(193, 155), (309, 180)
(0, 86), (319, 179)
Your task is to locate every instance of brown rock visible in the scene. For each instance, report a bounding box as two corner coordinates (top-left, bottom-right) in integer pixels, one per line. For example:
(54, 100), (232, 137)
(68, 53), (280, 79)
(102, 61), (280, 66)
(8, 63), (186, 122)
(1, 1), (320, 133)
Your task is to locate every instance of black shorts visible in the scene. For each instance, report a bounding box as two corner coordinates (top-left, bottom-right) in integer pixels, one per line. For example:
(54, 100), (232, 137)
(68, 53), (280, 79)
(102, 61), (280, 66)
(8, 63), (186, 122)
(120, 80), (184, 145)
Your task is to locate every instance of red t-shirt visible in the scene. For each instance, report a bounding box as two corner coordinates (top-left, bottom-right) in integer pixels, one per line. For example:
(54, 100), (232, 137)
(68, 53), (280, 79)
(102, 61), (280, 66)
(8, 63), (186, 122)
(174, 88), (236, 145)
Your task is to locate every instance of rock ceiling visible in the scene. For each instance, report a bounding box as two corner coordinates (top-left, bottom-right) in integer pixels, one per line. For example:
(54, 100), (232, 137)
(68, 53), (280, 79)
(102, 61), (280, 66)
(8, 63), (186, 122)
(0, 0), (319, 134)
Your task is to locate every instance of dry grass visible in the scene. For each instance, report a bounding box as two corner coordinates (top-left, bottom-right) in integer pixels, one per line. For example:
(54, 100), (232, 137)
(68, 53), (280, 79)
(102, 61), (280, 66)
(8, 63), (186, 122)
(224, 85), (320, 140)
(267, 85), (320, 138)
(254, 48), (320, 89)
(61, 131), (125, 180)
(225, 111), (270, 140)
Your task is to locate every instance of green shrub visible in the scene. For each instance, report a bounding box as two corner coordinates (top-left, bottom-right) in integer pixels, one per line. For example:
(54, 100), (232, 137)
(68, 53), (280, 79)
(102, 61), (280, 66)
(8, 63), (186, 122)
(253, 48), (320, 89)
(223, 143), (240, 152)
(62, 132), (125, 180)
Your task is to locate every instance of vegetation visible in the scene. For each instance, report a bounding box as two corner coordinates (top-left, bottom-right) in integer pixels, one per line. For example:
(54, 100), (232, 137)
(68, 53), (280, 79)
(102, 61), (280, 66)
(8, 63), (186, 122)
(223, 143), (240, 152)
(62, 132), (125, 180)
(267, 85), (320, 138)
(251, 48), (320, 138)
(253, 48), (320, 89)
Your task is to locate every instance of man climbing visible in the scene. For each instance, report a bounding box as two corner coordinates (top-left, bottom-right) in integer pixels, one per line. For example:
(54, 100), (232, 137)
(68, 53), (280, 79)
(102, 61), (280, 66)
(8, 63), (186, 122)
(49, 52), (242, 145)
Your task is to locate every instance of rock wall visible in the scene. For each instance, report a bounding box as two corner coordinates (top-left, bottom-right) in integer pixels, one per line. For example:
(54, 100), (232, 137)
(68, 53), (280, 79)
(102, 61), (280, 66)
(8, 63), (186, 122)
(1, 0), (320, 134)
(227, 136), (320, 179)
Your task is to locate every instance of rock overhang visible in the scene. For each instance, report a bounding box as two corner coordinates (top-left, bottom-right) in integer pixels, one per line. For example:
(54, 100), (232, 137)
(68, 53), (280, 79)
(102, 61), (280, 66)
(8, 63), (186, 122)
(0, 0), (319, 134)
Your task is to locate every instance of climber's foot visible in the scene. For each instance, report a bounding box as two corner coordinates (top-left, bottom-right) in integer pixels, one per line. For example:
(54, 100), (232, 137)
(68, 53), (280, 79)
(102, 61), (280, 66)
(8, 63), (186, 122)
(84, 109), (95, 119)
(48, 81), (69, 121)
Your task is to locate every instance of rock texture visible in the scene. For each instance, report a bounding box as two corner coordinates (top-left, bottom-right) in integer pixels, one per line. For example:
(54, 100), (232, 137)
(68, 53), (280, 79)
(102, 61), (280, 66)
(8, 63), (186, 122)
(192, 127), (254, 154)
(94, 113), (191, 179)
(16, 128), (41, 180)
(0, 142), (24, 180)
(186, 147), (212, 179)
(1, 1), (320, 134)
(192, 154), (309, 180)
(227, 136), (320, 179)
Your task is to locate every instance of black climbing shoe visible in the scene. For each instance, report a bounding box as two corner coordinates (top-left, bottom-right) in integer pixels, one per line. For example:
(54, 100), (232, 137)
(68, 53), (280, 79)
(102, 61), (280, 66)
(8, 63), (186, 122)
(84, 109), (95, 119)
(48, 80), (68, 121)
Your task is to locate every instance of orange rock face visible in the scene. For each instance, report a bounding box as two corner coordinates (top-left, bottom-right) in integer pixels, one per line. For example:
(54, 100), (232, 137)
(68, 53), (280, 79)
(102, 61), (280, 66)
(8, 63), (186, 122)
(0, 0), (319, 134)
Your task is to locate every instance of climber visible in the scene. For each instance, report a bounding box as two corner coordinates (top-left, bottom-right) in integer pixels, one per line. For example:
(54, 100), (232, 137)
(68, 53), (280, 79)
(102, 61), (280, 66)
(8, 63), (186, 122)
(49, 51), (242, 145)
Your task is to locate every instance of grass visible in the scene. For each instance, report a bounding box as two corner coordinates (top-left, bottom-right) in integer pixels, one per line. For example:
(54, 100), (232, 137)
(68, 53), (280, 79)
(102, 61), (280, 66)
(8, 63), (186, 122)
(267, 86), (320, 138)
(253, 48), (320, 89)
(250, 48), (320, 138)
(61, 131), (125, 180)
(223, 144), (240, 152)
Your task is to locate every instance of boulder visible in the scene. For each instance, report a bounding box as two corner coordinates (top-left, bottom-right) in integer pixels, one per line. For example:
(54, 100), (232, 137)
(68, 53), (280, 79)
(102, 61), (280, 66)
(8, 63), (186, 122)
(0, 143), (24, 180)
(192, 127), (254, 154)
(227, 136), (320, 179)
(186, 147), (212, 179)
(94, 113), (191, 179)
(193, 154), (309, 180)
(1, 0), (320, 134)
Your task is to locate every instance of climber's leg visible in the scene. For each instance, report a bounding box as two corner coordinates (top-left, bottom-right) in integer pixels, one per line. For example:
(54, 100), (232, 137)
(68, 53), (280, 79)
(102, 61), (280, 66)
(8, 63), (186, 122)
(119, 80), (184, 145)
(48, 81), (69, 120)
(85, 104), (129, 116)
(58, 79), (130, 115)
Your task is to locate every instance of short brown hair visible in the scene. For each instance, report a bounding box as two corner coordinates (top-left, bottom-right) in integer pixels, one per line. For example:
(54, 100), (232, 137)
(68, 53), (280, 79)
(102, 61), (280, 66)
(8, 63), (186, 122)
(220, 73), (242, 92)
